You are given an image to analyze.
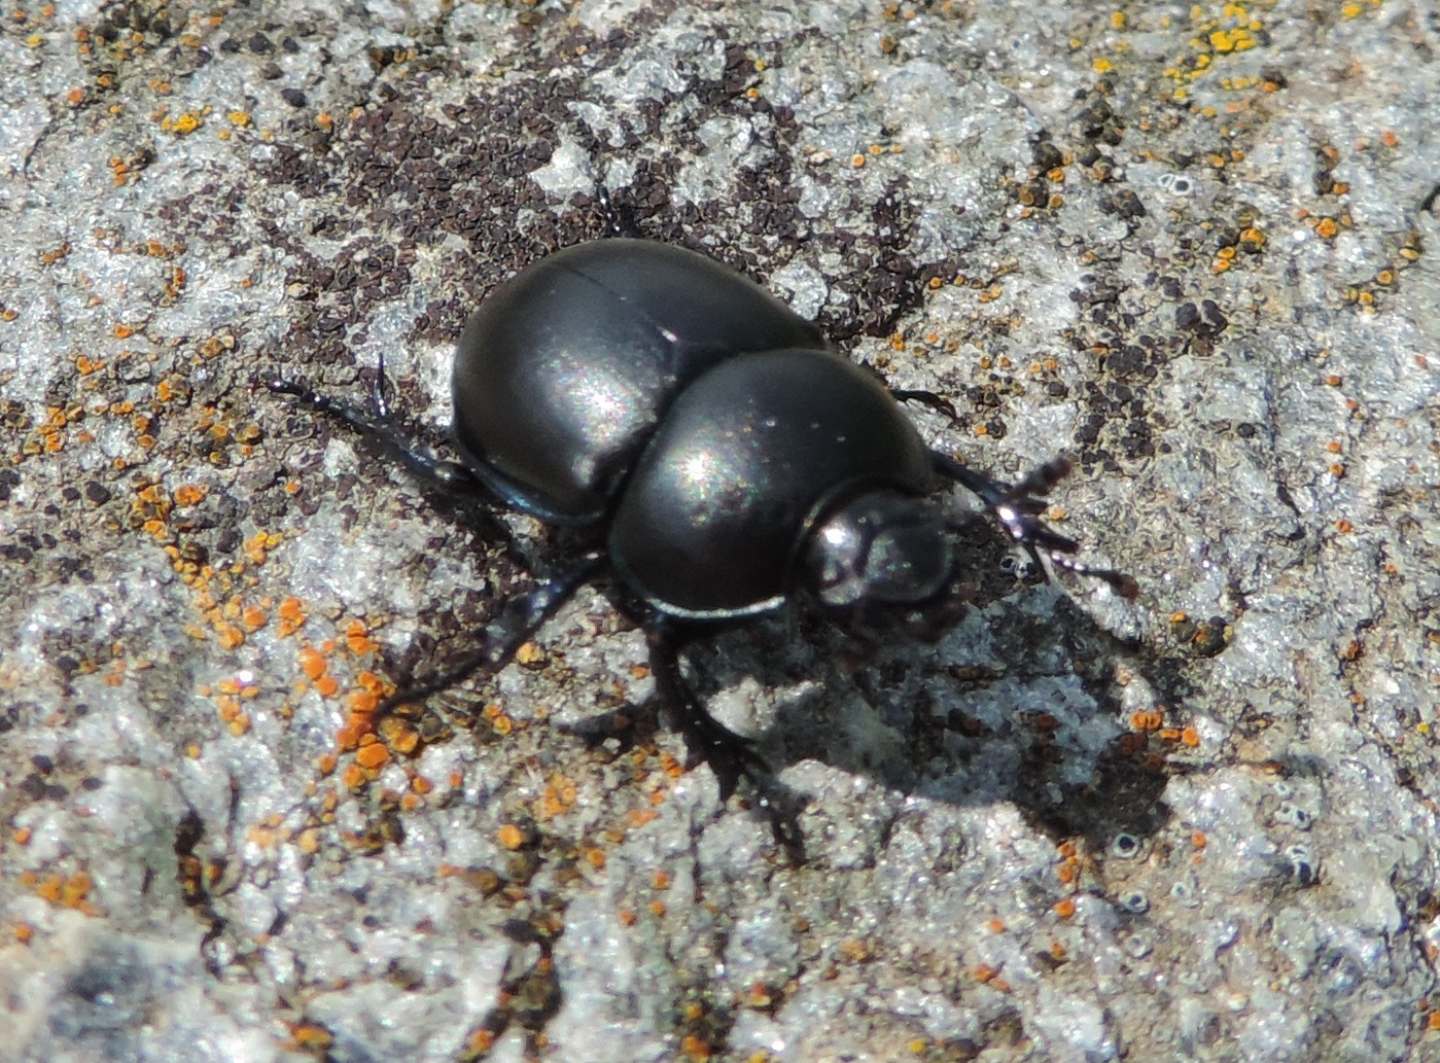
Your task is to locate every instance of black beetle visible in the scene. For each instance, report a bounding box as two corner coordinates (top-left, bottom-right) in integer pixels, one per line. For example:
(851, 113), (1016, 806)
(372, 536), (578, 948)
(270, 238), (1134, 812)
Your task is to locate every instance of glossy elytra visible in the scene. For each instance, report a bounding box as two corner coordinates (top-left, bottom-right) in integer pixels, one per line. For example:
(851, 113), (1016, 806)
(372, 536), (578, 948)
(269, 236), (1136, 829)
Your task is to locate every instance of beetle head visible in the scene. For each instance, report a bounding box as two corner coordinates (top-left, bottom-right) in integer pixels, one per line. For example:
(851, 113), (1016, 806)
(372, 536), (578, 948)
(802, 490), (956, 627)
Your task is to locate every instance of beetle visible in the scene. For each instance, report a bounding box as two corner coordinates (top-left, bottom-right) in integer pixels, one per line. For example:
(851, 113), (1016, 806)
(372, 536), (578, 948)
(269, 238), (1135, 811)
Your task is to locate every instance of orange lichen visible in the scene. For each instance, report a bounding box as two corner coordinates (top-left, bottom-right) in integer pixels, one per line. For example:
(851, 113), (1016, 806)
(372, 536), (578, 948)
(289, 1024), (333, 1050)
(466, 1029), (496, 1054)
(380, 718), (419, 756)
(1130, 708), (1165, 731)
(345, 620), (379, 656)
(354, 740), (389, 770)
(172, 483), (206, 506)
(1054, 897), (1077, 919)
(497, 824), (526, 850)
(276, 596), (306, 635)
(33, 870), (98, 914)
(340, 762), (367, 790)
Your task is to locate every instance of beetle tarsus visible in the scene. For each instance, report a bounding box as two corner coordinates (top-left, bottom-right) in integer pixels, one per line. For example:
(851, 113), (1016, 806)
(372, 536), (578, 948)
(592, 182), (640, 239)
(933, 450), (1137, 597)
(645, 628), (806, 859)
(646, 629), (766, 800)
(646, 633), (765, 787)
(372, 350), (392, 419)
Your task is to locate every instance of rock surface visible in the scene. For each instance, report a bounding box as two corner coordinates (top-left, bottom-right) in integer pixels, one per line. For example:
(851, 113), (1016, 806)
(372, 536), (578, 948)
(2, 2), (1438, 1060)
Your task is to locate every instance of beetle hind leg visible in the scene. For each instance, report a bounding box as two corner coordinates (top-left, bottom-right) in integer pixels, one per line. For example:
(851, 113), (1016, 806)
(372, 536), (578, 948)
(890, 387), (958, 420)
(266, 372), (477, 496)
(933, 451), (1138, 597)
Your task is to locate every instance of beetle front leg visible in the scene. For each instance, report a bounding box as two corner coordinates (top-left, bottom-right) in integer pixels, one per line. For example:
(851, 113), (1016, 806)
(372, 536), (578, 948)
(933, 451), (1138, 597)
(645, 628), (767, 802)
(646, 629), (805, 858)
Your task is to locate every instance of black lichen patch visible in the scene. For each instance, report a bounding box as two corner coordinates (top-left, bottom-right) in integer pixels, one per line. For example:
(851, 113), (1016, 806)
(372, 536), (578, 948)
(255, 29), (943, 383)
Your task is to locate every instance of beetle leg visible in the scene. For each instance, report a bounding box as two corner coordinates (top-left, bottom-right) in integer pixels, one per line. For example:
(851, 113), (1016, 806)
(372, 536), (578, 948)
(381, 553), (606, 715)
(933, 450), (1138, 597)
(267, 376), (478, 496)
(646, 629), (805, 859)
(890, 388), (958, 421)
(645, 629), (768, 802)
(591, 182), (641, 238)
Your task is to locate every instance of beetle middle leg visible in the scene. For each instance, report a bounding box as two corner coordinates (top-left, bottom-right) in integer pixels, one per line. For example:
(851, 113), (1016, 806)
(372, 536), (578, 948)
(381, 553), (607, 717)
(933, 451), (1138, 596)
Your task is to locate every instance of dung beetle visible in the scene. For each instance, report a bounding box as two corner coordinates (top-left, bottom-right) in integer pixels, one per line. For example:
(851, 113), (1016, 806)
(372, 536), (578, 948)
(270, 238), (1135, 811)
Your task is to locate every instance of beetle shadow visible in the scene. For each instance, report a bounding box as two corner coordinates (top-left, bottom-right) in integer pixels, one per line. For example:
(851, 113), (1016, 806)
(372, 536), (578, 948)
(675, 514), (1188, 852)
(279, 366), (1183, 853)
